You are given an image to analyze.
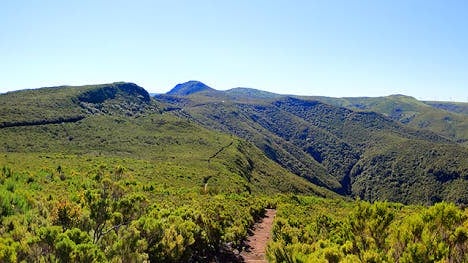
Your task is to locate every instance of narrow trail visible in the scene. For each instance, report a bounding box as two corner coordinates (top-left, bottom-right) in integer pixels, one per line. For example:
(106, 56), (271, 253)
(208, 141), (234, 162)
(241, 209), (277, 263)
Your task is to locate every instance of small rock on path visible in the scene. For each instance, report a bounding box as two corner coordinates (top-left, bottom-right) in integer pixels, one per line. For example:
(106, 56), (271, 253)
(241, 209), (277, 263)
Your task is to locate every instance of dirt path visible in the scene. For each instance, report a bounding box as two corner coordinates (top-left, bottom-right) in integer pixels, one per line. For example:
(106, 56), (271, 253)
(241, 209), (277, 263)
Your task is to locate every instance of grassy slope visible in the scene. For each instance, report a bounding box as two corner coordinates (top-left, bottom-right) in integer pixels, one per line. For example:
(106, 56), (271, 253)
(0, 86), (85, 124)
(308, 94), (468, 146)
(158, 93), (342, 193)
(424, 100), (468, 115)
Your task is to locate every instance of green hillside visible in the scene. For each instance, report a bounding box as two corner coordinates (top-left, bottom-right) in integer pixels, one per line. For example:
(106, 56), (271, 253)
(1, 81), (468, 262)
(0, 83), (330, 196)
(0, 83), (342, 262)
(158, 92), (342, 193)
(0, 82), (152, 127)
(424, 100), (468, 115)
(308, 94), (468, 146)
(157, 81), (468, 205)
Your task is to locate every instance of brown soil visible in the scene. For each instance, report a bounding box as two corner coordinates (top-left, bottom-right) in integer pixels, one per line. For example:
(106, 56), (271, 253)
(240, 209), (277, 263)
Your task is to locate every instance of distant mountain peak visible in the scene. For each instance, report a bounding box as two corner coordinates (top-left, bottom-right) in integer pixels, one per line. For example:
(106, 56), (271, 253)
(167, 80), (215, 96)
(387, 94), (417, 100)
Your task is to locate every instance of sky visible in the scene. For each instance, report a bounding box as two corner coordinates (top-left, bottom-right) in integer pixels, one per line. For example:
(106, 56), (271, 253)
(1, 0), (467, 101)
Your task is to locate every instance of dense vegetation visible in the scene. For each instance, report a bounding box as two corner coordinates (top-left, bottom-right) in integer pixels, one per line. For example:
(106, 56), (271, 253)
(2, 81), (468, 262)
(267, 195), (468, 263)
(156, 81), (468, 204)
(0, 83), (330, 196)
(0, 155), (269, 262)
(307, 94), (468, 146)
(0, 82), (333, 261)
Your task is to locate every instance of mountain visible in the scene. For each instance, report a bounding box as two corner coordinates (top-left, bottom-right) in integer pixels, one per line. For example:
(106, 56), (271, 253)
(0, 83), (335, 197)
(225, 87), (283, 100)
(306, 94), (468, 146)
(423, 101), (468, 115)
(2, 81), (467, 261)
(2, 81), (467, 204)
(167, 80), (216, 96)
(156, 82), (468, 204)
(0, 82), (152, 128)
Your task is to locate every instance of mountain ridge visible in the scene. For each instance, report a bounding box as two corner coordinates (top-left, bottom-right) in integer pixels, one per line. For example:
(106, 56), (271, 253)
(0, 82), (154, 129)
(164, 81), (468, 146)
(156, 81), (468, 204)
(2, 80), (468, 204)
(0, 82), (336, 197)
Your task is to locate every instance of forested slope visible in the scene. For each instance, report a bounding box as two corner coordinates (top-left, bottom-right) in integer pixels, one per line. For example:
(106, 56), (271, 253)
(156, 81), (468, 204)
(308, 94), (468, 146)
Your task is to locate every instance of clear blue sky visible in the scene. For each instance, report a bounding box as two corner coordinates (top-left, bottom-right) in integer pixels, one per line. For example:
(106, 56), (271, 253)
(1, 0), (467, 101)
